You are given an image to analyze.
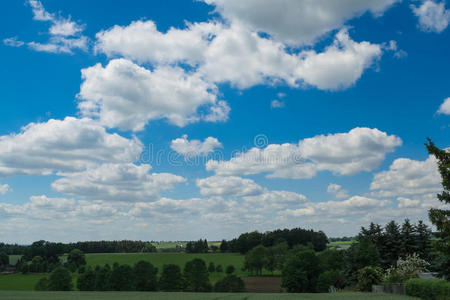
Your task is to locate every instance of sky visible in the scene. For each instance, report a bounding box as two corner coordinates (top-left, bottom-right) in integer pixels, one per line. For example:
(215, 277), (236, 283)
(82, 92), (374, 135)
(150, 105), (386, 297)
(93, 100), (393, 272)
(0, 0), (449, 243)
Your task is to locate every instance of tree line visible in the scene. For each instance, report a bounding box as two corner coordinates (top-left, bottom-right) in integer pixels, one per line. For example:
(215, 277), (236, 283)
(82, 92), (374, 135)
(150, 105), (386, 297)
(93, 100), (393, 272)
(219, 227), (328, 254)
(36, 258), (245, 293)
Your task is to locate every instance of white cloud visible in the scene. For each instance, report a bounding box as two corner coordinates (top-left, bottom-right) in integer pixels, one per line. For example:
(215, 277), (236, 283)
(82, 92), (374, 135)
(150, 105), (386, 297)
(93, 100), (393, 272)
(78, 59), (228, 131)
(52, 163), (186, 202)
(95, 20), (222, 65)
(243, 190), (307, 212)
(397, 197), (421, 209)
(207, 127), (402, 178)
(411, 0), (450, 33)
(327, 183), (349, 199)
(3, 37), (24, 47)
(370, 155), (441, 197)
(6, 1), (89, 54)
(203, 0), (399, 45)
(437, 97), (450, 115)
(271, 100), (285, 108)
(29, 195), (76, 212)
(0, 184), (11, 195)
(0, 117), (142, 177)
(196, 175), (263, 197)
(171, 135), (222, 157)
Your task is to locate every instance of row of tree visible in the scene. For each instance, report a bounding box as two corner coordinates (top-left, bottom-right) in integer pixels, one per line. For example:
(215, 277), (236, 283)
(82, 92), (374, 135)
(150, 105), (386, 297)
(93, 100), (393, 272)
(220, 227), (328, 254)
(36, 259), (245, 293)
(185, 239), (209, 253)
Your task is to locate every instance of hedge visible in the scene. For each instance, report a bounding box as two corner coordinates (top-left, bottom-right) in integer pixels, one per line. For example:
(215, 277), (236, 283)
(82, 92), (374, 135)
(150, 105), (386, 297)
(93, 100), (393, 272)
(405, 278), (450, 300)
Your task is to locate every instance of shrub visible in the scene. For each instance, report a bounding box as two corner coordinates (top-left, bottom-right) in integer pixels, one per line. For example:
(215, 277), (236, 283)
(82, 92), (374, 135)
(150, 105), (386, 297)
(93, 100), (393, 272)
(214, 275), (246, 292)
(159, 264), (184, 291)
(385, 253), (430, 284)
(357, 266), (383, 292)
(134, 261), (158, 291)
(316, 270), (342, 293)
(35, 277), (49, 291)
(405, 278), (450, 300)
(48, 266), (72, 291)
(216, 264), (223, 273)
(226, 265), (235, 274)
(208, 262), (215, 273)
(77, 267), (96, 291)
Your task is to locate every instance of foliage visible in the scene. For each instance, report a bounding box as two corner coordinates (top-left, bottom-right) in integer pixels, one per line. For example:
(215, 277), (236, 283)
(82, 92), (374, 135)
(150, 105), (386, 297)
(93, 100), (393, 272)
(110, 264), (135, 291)
(425, 139), (450, 279)
(226, 264), (235, 274)
(185, 239), (209, 253)
(48, 266), (72, 291)
(216, 264), (223, 273)
(159, 264), (183, 291)
(208, 262), (215, 273)
(67, 249), (86, 272)
(405, 278), (450, 300)
(316, 270), (342, 293)
(317, 249), (346, 273)
(282, 249), (320, 292)
(243, 245), (267, 275)
(227, 228), (328, 254)
(77, 267), (96, 291)
(133, 260), (158, 291)
(183, 258), (211, 292)
(384, 253), (429, 284)
(94, 264), (112, 291)
(214, 275), (246, 292)
(357, 266), (383, 292)
(0, 252), (8, 266)
(34, 278), (49, 291)
(344, 238), (380, 285)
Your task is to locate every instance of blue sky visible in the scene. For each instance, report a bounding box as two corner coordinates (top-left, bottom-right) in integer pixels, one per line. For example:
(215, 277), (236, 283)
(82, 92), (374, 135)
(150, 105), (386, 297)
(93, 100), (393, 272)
(0, 0), (449, 243)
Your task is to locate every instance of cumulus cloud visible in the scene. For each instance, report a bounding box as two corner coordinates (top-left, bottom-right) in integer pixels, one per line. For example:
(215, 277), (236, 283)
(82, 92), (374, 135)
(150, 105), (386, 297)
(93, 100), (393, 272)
(196, 175), (263, 197)
(0, 117), (142, 177)
(271, 100), (285, 108)
(243, 190), (308, 212)
(411, 0), (450, 33)
(203, 0), (399, 45)
(78, 59), (228, 131)
(370, 155), (441, 197)
(437, 97), (450, 115)
(52, 163), (186, 202)
(0, 184), (11, 195)
(171, 135), (222, 157)
(207, 127), (402, 178)
(327, 183), (349, 199)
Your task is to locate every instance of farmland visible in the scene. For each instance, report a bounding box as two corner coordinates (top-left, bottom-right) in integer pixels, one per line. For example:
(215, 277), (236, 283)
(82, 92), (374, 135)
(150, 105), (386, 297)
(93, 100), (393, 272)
(0, 291), (419, 300)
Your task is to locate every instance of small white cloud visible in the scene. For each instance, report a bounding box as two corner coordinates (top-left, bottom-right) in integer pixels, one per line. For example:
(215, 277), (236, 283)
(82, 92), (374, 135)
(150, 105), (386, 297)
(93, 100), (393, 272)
(437, 97), (450, 115)
(0, 184), (11, 195)
(327, 183), (349, 199)
(3, 37), (24, 47)
(411, 0), (450, 33)
(171, 135), (222, 157)
(271, 100), (285, 108)
(196, 175), (263, 197)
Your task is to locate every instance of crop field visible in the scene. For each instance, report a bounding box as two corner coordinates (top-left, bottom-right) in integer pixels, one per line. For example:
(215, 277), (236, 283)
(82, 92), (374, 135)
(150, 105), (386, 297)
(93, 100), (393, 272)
(0, 291), (419, 300)
(328, 241), (355, 250)
(151, 241), (221, 249)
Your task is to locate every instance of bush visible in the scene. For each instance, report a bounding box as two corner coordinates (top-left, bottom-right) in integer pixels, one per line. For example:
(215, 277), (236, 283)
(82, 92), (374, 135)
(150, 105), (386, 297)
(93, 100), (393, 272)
(134, 261), (158, 291)
(77, 267), (96, 291)
(316, 270), (341, 293)
(405, 278), (450, 300)
(216, 264), (223, 273)
(214, 275), (246, 292)
(357, 266), (383, 292)
(35, 277), (49, 291)
(385, 253), (430, 284)
(159, 264), (184, 291)
(226, 265), (235, 274)
(208, 262), (215, 273)
(183, 258), (211, 292)
(48, 266), (72, 291)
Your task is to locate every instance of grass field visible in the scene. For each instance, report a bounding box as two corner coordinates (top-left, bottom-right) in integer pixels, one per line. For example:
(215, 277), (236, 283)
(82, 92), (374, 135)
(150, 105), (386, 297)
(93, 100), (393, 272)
(0, 274), (47, 291)
(0, 291), (419, 300)
(328, 241), (356, 250)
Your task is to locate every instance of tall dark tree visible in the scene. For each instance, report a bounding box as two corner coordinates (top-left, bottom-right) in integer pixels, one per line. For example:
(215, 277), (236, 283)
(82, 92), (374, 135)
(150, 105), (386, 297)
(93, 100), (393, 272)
(219, 239), (228, 252)
(282, 250), (320, 292)
(110, 264), (135, 291)
(425, 138), (450, 278)
(77, 266), (96, 291)
(400, 219), (417, 258)
(415, 220), (432, 261)
(183, 258), (211, 292)
(67, 249), (86, 271)
(243, 245), (267, 275)
(134, 261), (158, 291)
(383, 221), (402, 268)
(159, 264), (184, 291)
(0, 252), (8, 266)
(48, 266), (72, 291)
(94, 264), (112, 291)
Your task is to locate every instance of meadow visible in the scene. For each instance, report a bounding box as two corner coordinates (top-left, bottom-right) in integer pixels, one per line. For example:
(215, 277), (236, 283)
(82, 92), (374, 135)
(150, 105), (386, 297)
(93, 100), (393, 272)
(0, 291), (419, 300)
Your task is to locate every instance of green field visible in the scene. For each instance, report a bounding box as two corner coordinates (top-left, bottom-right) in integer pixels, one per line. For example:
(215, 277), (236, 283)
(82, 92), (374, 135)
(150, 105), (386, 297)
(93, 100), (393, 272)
(0, 291), (419, 300)
(328, 241), (356, 250)
(0, 274), (47, 291)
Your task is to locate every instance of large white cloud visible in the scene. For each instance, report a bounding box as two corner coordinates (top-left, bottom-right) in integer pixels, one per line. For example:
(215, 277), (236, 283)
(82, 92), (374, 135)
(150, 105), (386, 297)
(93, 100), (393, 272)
(411, 0), (450, 33)
(327, 183), (349, 199)
(243, 190), (307, 212)
(207, 127), (402, 178)
(370, 155), (441, 197)
(78, 59), (228, 131)
(95, 20), (222, 65)
(203, 0), (399, 45)
(0, 117), (142, 177)
(52, 163), (186, 202)
(170, 135), (222, 157)
(196, 175), (263, 197)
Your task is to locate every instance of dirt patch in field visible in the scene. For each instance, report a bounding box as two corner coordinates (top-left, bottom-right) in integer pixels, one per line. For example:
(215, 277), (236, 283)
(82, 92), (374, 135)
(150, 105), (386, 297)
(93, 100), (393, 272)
(243, 276), (283, 293)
